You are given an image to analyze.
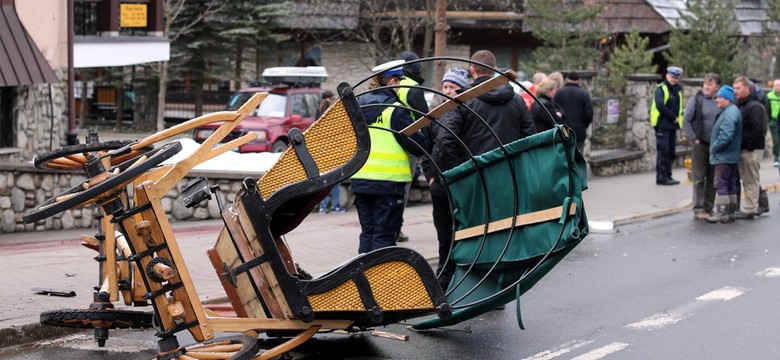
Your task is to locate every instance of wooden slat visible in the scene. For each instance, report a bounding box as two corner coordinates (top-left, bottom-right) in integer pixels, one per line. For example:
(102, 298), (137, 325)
(133, 181), (213, 341)
(206, 245), (249, 318)
(100, 214), (118, 302)
(209, 317), (351, 332)
(221, 206), (285, 318)
(234, 200), (293, 319)
(454, 203), (577, 241)
(400, 70), (518, 136)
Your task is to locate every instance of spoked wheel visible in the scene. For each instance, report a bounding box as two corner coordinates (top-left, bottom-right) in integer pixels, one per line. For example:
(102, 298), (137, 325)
(33, 140), (154, 172)
(154, 335), (260, 360)
(23, 141), (182, 223)
(39, 308), (154, 329)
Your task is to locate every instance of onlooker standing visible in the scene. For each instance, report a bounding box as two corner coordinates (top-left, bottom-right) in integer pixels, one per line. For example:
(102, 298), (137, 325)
(352, 65), (427, 253)
(706, 86), (742, 224)
(682, 73), (721, 219)
(554, 71), (593, 152)
(767, 79), (780, 166)
(732, 76), (768, 219)
(650, 66), (684, 185)
(432, 50), (536, 172)
(431, 50), (535, 288)
(531, 77), (564, 132)
(422, 67), (468, 290)
(521, 71), (547, 109)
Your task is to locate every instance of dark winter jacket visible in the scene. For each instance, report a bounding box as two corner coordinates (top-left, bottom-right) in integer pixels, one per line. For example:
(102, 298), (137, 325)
(651, 79), (683, 131)
(531, 94), (563, 133)
(432, 76), (536, 173)
(553, 82), (594, 145)
(736, 93), (767, 151)
(350, 88), (428, 196)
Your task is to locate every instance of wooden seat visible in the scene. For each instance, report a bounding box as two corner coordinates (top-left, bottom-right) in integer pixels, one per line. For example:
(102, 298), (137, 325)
(208, 82), (450, 326)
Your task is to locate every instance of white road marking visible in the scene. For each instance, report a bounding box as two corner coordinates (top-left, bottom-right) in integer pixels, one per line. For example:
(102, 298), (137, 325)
(695, 286), (745, 301)
(570, 342), (630, 360)
(625, 312), (689, 330)
(521, 340), (595, 360)
(627, 286), (745, 330)
(756, 267), (780, 277)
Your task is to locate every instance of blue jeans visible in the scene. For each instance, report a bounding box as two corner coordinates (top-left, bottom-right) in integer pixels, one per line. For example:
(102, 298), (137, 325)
(355, 193), (404, 253)
(319, 185), (341, 212)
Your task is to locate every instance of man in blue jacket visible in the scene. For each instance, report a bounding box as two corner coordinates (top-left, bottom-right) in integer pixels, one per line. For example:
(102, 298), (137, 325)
(706, 85), (742, 223)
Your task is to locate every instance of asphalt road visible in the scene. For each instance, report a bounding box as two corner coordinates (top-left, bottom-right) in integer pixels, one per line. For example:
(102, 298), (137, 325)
(2, 195), (779, 359)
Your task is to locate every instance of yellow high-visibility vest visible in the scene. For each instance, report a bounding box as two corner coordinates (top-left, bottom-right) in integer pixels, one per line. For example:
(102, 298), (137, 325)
(352, 104), (412, 182)
(397, 77), (420, 120)
(650, 83), (683, 128)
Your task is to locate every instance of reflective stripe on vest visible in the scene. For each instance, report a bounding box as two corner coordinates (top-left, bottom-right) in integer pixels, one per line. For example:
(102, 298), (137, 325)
(397, 77), (419, 120)
(650, 83), (683, 128)
(767, 91), (780, 121)
(352, 105), (412, 182)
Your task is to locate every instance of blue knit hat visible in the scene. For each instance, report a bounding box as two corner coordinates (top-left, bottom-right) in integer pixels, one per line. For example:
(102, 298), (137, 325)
(717, 85), (735, 103)
(442, 68), (469, 89)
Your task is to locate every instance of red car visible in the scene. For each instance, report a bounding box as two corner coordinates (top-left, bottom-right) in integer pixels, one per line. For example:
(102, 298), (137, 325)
(193, 67), (326, 153)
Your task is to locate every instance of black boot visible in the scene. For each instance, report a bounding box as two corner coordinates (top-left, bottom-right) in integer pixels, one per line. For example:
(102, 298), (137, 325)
(757, 187), (769, 215)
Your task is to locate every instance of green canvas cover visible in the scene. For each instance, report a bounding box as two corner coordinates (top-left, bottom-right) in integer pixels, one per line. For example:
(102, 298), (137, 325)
(414, 125), (588, 329)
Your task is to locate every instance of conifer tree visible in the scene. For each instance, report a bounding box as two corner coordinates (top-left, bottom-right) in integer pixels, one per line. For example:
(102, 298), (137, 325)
(604, 29), (657, 92)
(524, 0), (604, 72)
(665, 0), (744, 81)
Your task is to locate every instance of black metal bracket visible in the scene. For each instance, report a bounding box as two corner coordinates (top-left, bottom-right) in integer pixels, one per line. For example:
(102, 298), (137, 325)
(288, 128), (319, 180)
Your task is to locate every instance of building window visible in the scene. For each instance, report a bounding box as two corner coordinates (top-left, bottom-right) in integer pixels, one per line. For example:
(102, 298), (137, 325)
(0, 87), (13, 148)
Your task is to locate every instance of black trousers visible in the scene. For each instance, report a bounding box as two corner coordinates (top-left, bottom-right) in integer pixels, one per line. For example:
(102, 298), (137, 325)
(655, 128), (677, 182)
(431, 188), (454, 290)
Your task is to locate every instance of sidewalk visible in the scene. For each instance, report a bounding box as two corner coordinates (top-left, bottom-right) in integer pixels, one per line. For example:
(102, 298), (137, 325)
(1, 159), (778, 347)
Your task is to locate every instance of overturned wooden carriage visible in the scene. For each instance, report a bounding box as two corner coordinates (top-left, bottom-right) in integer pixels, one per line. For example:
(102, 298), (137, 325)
(23, 58), (588, 359)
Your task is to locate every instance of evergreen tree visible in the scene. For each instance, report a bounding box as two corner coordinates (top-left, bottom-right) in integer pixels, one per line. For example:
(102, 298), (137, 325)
(604, 29), (657, 92)
(220, 2), (289, 88)
(524, 0), (604, 73)
(665, 0), (744, 81)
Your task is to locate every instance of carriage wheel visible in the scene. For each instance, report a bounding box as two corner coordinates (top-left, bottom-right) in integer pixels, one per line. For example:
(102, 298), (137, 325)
(34, 140), (154, 172)
(23, 141), (182, 224)
(40, 308), (153, 329)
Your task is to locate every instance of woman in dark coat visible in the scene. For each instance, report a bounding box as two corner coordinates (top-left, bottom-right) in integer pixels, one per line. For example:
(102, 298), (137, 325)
(531, 77), (564, 132)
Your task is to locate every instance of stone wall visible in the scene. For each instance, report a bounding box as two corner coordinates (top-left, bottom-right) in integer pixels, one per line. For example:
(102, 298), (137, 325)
(320, 42), (377, 93)
(12, 72), (67, 162)
(0, 162), (430, 234)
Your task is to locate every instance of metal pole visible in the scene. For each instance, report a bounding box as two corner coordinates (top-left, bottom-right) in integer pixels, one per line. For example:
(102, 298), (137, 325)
(67, 0), (77, 145)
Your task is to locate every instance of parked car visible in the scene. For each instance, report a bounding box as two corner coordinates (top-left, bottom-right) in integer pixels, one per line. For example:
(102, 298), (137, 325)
(193, 67), (326, 153)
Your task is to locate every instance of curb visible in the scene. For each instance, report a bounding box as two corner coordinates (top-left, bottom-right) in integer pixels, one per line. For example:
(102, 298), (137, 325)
(0, 322), (82, 349)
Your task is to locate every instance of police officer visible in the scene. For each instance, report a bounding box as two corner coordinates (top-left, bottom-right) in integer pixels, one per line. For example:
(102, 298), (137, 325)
(651, 66), (684, 185)
(352, 62), (427, 253)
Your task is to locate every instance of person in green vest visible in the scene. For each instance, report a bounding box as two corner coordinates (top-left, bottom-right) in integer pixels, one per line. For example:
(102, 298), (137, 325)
(352, 62), (428, 254)
(650, 66), (684, 185)
(767, 79), (780, 166)
(394, 51), (430, 243)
